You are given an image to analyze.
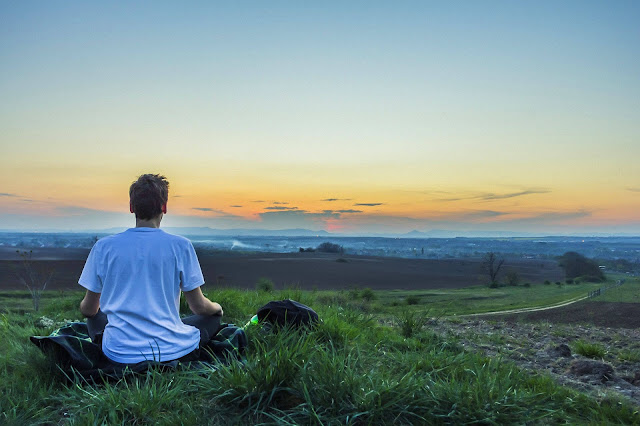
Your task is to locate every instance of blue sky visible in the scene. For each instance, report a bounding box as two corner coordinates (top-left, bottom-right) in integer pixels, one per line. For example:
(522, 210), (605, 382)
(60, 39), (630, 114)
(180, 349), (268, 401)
(1, 1), (639, 234)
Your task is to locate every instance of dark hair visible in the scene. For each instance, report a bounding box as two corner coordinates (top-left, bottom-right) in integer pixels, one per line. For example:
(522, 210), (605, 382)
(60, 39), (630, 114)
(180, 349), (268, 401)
(129, 174), (169, 220)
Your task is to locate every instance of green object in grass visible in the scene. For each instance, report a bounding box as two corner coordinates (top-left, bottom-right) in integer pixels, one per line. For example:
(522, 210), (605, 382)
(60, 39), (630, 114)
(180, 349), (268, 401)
(244, 314), (259, 329)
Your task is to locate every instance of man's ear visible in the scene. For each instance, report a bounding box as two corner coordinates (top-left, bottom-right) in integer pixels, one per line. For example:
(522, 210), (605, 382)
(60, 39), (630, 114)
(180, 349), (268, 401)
(162, 203), (167, 214)
(130, 202), (134, 214)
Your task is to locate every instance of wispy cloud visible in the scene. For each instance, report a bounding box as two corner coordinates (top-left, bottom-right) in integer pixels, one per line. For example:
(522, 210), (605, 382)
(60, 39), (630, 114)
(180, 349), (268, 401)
(481, 190), (550, 200)
(171, 195), (182, 198)
(272, 201), (289, 205)
(354, 203), (384, 207)
(265, 206), (298, 210)
(320, 209), (363, 215)
(191, 207), (237, 217)
(0, 193), (18, 197)
(251, 200), (265, 203)
(230, 205), (243, 208)
(626, 187), (640, 193)
(439, 189), (550, 202)
(519, 210), (591, 222)
(322, 198), (352, 202)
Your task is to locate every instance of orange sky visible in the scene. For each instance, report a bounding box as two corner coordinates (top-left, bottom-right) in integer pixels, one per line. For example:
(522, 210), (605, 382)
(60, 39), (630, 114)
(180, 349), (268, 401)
(1, 2), (639, 234)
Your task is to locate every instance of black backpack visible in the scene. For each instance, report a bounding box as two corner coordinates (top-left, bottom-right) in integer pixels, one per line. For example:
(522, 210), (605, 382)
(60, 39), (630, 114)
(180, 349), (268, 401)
(256, 299), (319, 328)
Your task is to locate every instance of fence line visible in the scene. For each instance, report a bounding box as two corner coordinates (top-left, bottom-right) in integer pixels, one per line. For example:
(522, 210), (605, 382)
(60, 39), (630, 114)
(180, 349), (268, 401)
(588, 279), (624, 299)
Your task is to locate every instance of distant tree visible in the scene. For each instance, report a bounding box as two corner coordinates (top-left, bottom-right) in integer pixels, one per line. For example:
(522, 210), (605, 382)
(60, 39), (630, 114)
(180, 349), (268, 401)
(316, 242), (344, 254)
(557, 252), (605, 282)
(504, 270), (520, 287)
(14, 250), (54, 311)
(482, 252), (504, 286)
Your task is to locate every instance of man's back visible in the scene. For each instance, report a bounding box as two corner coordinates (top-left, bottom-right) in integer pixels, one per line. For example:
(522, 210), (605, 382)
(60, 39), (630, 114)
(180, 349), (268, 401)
(79, 228), (204, 363)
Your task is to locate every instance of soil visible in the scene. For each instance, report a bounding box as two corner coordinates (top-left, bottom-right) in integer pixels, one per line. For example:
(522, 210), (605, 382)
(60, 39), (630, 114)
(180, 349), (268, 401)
(432, 301), (640, 407)
(0, 249), (564, 291)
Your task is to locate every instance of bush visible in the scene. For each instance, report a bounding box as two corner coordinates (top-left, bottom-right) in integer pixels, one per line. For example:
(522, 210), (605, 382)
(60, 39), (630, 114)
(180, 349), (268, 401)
(360, 288), (376, 302)
(544, 280), (551, 285)
(523, 282), (531, 288)
(396, 310), (428, 338)
(565, 279), (574, 284)
(316, 242), (344, 254)
(504, 270), (519, 287)
(406, 295), (420, 305)
(256, 278), (274, 292)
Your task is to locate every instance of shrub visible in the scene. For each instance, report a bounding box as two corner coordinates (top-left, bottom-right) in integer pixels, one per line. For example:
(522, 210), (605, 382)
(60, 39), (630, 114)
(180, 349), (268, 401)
(360, 288), (376, 302)
(406, 295), (420, 305)
(572, 340), (606, 359)
(504, 270), (519, 287)
(316, 242), (344, 253)
(523, 282), (531, 288)
(565, 279), (574, 284)
(256, 277), (274, 292)
(396, 310), (428, 338)
(544, 280), (551, 285)
(336, 258), (348, 263)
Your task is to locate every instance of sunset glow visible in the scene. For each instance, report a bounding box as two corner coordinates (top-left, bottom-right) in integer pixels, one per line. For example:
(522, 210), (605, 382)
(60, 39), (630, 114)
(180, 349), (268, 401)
(1, 2), (639, 235)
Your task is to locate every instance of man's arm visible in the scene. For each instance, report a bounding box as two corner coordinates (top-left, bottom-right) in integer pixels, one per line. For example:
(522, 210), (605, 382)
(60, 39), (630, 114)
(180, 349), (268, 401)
(184, 287), (223, 316)
(80, 290), (101, 318)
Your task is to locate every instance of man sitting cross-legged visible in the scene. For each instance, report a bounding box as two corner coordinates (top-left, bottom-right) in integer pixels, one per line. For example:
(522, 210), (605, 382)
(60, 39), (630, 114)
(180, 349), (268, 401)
(78, 173), (223, 364)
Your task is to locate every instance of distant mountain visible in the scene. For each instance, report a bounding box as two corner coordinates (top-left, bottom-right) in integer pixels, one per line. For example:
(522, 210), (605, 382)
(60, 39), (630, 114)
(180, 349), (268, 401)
(163, 227), (332, 237)
(402, 229), (541, 238)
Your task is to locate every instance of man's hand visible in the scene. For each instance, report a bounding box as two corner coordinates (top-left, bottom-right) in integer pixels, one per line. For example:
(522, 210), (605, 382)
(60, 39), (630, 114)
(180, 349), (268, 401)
(80, 290), (101, 318)
(184, 287), (223, 316)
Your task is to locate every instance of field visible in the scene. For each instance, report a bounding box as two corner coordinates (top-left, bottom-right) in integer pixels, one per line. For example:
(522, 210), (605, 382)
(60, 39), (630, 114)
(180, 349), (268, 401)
(2, 274), (639, 424)
(0, 248), (564, 290)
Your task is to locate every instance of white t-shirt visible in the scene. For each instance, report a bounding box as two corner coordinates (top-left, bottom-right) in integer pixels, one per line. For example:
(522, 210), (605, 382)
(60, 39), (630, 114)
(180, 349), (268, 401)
(78, 228), (204, 364)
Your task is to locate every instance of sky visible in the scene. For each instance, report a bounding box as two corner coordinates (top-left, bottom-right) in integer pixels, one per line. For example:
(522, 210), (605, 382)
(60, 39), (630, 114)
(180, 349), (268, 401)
(1, 1), (639, 235)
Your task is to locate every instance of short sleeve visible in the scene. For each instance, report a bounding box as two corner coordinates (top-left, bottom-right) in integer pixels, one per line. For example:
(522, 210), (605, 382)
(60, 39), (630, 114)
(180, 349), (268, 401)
(180, 241), (205, 291)
(78, 243), (103, 293)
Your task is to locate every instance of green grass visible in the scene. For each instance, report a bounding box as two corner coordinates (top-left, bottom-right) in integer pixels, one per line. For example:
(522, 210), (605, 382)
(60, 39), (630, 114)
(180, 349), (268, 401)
(587, 275), (640, 303)
(1, 287), (639, 424)
(571, 340), (607, 359)
(373, 281), (603, 318)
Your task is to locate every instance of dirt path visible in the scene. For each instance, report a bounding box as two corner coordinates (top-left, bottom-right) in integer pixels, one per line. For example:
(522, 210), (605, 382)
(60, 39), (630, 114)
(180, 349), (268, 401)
(459, 294), (589, 317)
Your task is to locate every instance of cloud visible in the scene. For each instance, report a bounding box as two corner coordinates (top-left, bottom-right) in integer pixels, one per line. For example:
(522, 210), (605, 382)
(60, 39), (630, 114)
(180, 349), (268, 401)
(264, 206), (299, 210)
(171, 195), (182, 198)
(0, 193), (17, 197)
(480, 190), (550, 200)
(321, 198), (352, 202)
(258, 209), (339, 229)
(191, 207), (241, 218)
(336, 209), (363, 213)
(230, 205), (243, 208)
(354, 203), (384, 207)
(626, 187), (640, 193)
(251, 200), (265, 203)
(272, 201), (289, 205)
(438, 189), (550, 202)
(517, 210), (591, 223)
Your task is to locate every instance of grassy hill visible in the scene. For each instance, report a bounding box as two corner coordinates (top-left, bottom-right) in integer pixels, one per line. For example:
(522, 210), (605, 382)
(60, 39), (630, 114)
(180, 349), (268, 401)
(1, 280), (639, 424)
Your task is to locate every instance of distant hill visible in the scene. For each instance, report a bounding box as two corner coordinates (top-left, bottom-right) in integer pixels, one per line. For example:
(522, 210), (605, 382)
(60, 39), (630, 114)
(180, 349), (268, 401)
(163, 227), (332, 237)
